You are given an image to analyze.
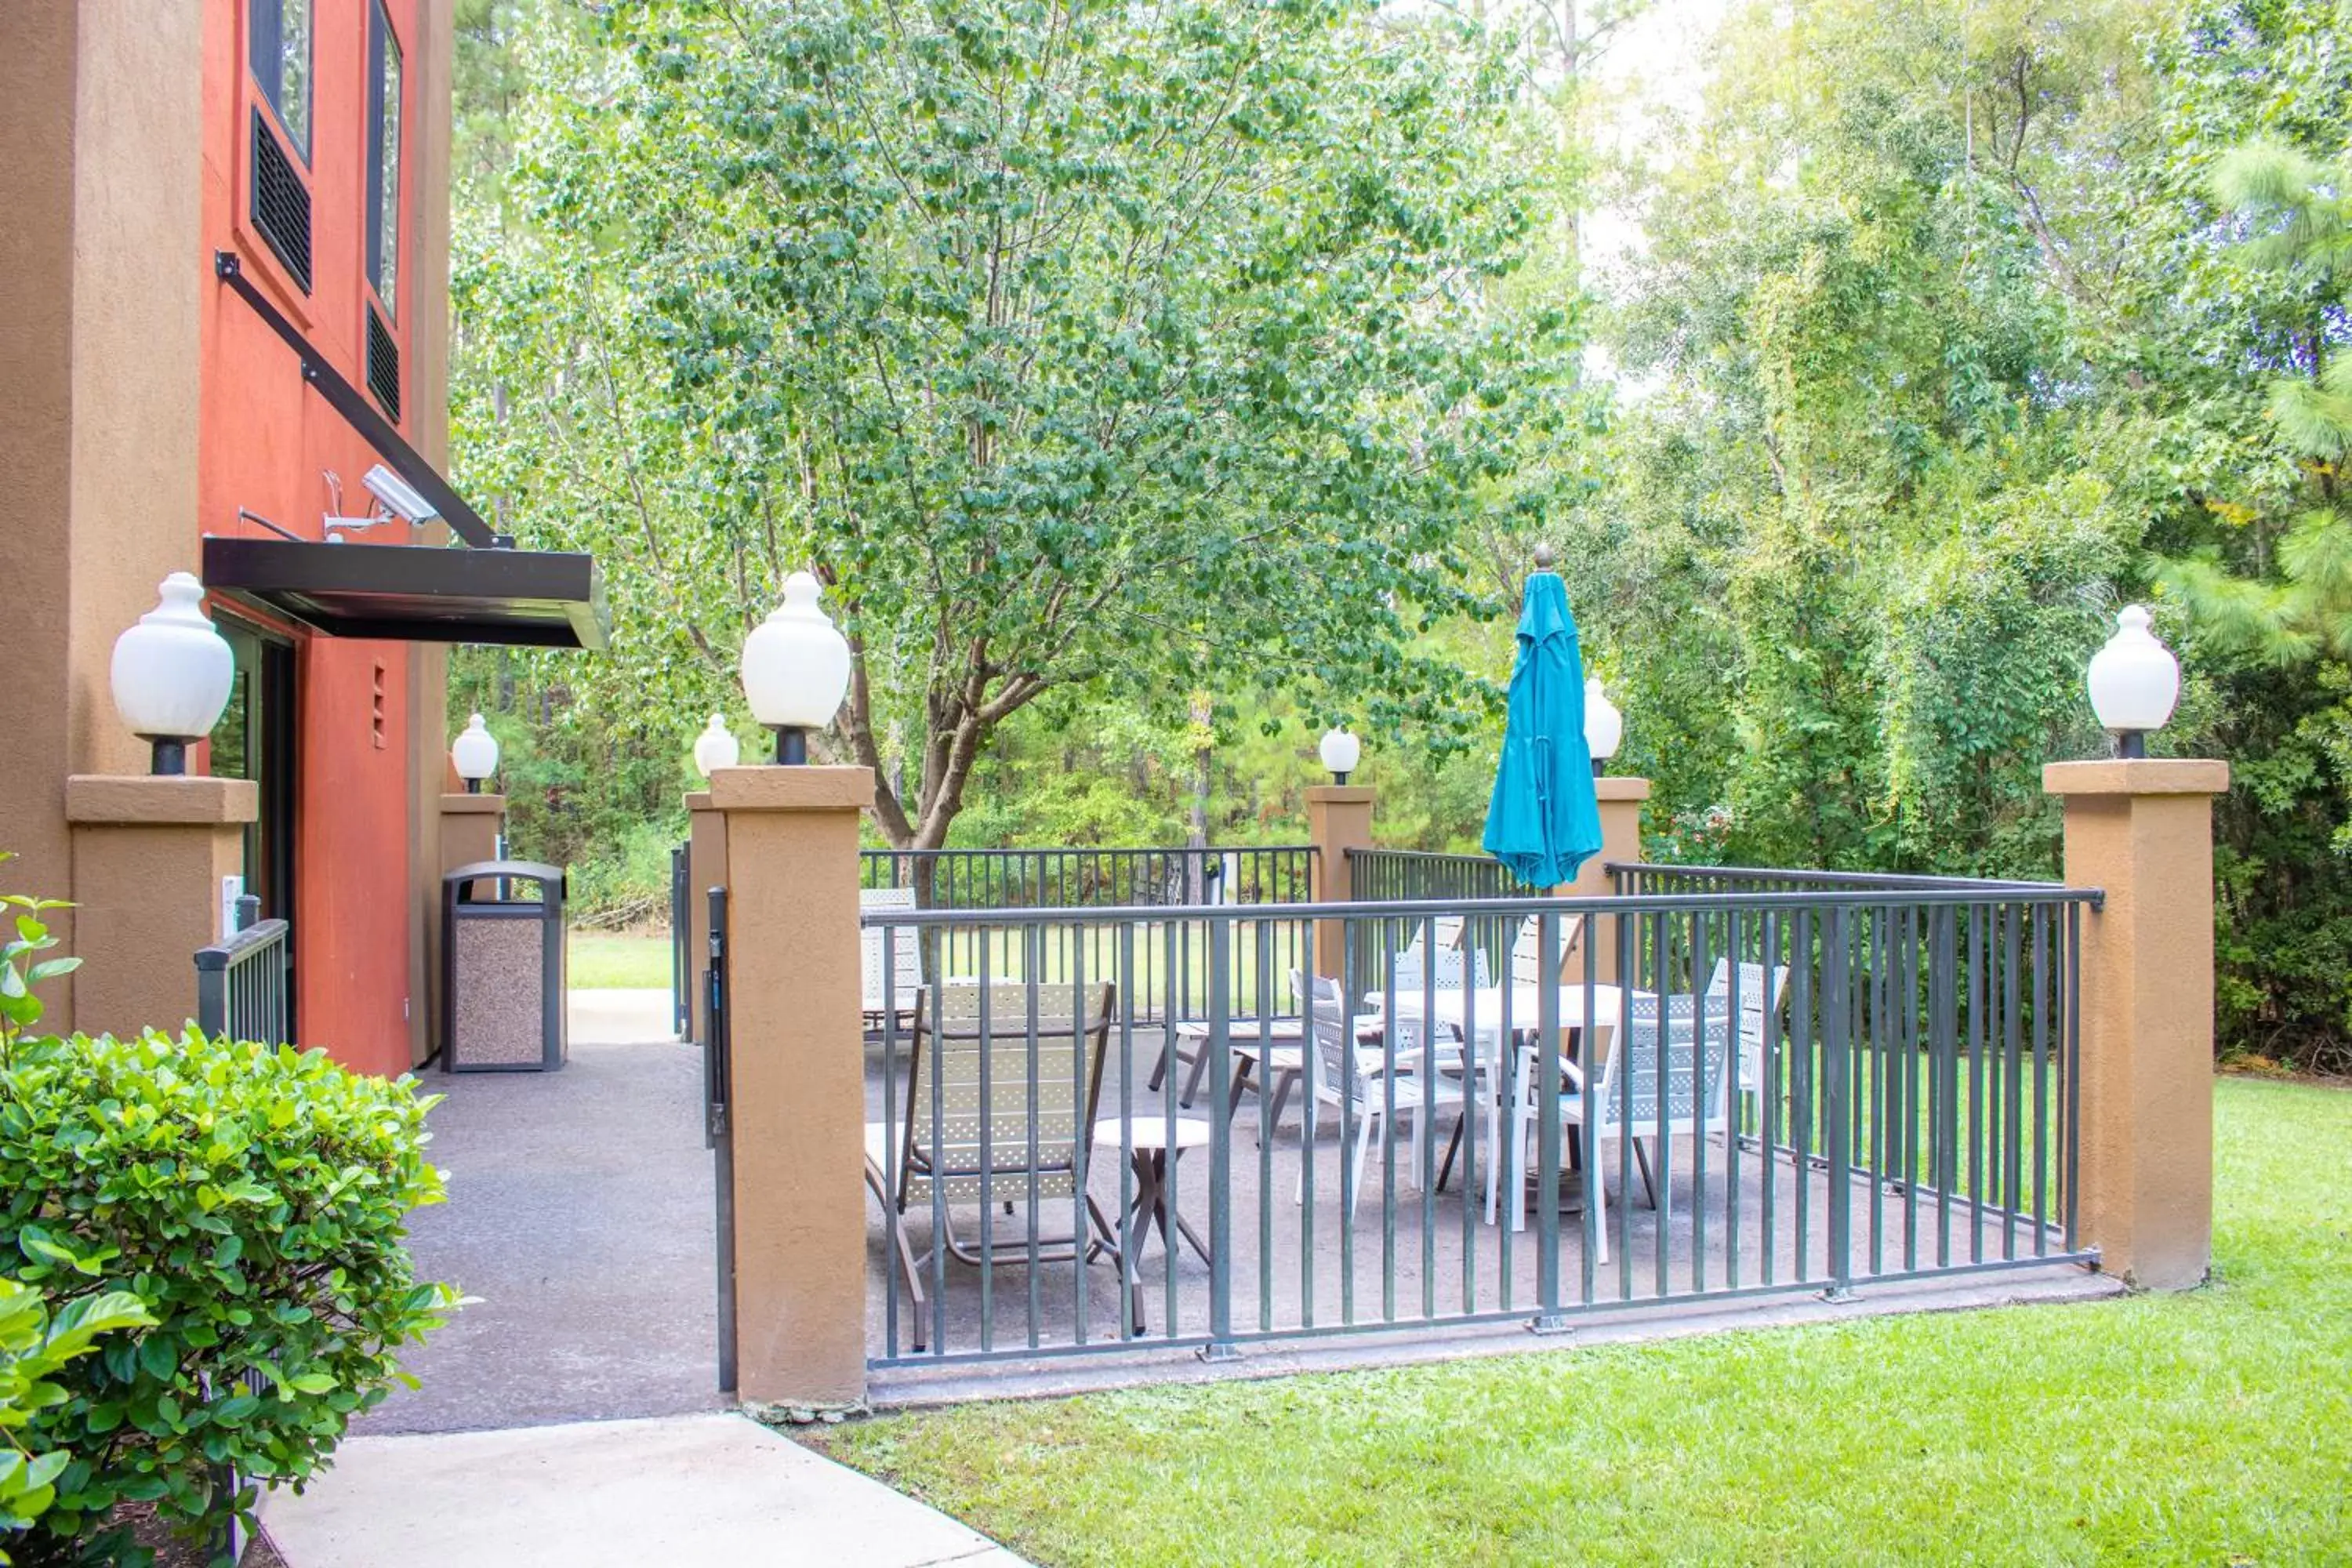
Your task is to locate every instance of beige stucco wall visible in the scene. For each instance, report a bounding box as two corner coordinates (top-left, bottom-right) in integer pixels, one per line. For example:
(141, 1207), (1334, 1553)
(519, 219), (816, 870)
(0, 2), (206, 1032)
(1305, 785), (1375, 979)
(713, 764), (874, 1406)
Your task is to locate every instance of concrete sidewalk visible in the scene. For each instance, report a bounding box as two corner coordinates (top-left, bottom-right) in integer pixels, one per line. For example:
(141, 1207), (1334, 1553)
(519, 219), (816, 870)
(260, 1413), (1029, 1568)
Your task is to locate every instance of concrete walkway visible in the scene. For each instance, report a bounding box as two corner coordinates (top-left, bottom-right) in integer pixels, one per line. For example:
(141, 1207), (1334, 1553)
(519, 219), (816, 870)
(260, 991), (1028, 1566)
(260, 1413), (1029, 1568)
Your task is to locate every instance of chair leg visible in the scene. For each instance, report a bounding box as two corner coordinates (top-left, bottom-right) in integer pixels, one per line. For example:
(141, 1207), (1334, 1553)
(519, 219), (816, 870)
(1594, 1147), (1610, 1267)
(1347, 1111), (1378, 1220)
(1436, 1113), (1466, 1192)
(1181, 1041), (1214, 1108)
(866, 1160), (927, 1352)
(1634, 1139), (1657, 1209)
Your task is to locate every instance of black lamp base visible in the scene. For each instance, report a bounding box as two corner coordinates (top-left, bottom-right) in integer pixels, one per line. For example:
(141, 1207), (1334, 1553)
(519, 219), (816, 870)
(141, 735), (191, 776)
(1592, 759), (1606, 778)
(773, 727), (809, 766)
(465, 778), (485, 794)
(1330, 771), (1350, 786)
(2114, 731), (2147, 760)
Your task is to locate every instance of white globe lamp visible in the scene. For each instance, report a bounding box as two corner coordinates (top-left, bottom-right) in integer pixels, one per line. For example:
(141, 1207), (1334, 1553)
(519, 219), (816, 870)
(2086, 604), (2179, 759)
(1584, 677), (1624, 778)
(110, 572), (234, 776)
(1318, 726), (1362, 786)
(692, 713), (742, 778)
(452, 714), (500, 793)
(740, 571), (852, 764)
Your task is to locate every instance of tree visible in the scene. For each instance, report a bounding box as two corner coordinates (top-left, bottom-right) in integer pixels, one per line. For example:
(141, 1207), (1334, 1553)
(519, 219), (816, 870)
(456, 0), (1578, 850)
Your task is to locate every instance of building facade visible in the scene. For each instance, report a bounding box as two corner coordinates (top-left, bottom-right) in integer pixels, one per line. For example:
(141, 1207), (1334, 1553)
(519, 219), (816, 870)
(0, 0), (459, 1076)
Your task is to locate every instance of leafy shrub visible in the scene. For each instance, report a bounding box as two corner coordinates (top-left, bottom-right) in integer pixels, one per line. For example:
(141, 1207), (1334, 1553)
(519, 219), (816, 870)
(0, 1278), (152, 1563)
(566, 815), (685, 930)
(0, 1024), (456, 1563)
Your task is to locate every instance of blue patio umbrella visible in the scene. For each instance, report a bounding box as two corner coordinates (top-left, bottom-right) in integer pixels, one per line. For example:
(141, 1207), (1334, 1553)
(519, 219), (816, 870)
(1481, 568), (1602, 887)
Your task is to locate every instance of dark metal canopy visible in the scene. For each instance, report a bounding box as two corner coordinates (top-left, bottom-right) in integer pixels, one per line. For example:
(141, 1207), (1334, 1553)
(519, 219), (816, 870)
(204, 535), (610, 650)
(209, 249), (609, 651)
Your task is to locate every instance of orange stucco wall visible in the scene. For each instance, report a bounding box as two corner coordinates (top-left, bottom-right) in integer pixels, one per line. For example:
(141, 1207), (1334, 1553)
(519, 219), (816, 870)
(195, 0), (430, 1077)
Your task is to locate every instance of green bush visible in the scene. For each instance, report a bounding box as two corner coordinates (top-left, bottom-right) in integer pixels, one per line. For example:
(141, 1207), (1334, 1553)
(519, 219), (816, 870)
(0, 1278), (153, 1564)
(0, 1024), (456, 1563)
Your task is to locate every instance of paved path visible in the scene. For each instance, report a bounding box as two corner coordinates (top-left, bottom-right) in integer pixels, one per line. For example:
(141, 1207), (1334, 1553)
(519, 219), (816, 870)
(261, 1414), (1029, 1568)
(264, 992), (1025, 1566)
(361, 990), (721, 1433)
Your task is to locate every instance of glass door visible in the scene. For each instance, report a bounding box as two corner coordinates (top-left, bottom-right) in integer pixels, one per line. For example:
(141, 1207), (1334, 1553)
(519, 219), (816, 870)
(212, 617), (299, 942)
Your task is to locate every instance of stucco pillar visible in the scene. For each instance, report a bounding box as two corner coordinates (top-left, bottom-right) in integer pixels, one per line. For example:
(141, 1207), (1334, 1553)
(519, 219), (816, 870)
(1560, 776), (1648, 982)
(684, 789), (727, 1047)
(712, 764), (873, 1408)
(438, 793), (506, 877)
(2042, 758), (2228, 1290)
(64, 775), (256, 1040)
(1305, 785), (1375, 980)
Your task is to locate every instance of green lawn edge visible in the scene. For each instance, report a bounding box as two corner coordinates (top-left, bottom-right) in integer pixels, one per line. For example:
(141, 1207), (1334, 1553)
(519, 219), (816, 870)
(818, 1077), (2351, 1566)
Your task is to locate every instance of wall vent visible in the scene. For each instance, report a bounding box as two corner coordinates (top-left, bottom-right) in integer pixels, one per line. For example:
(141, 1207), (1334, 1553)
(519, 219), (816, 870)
(249, 109), (312, 293)
(365, 307), (401, 423)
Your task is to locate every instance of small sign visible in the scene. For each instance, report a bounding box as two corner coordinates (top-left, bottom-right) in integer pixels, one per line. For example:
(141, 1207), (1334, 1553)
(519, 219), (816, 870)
(220, 875), (245, 941)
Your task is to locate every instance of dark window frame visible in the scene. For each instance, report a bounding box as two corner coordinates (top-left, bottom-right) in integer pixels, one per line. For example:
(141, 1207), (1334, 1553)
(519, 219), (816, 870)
(247, 0), (313, 165)
(365, 0), (404, 322)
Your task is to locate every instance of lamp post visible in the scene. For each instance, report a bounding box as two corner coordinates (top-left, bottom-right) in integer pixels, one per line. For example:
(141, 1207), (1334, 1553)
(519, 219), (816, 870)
(741, 571), (851, 764)
(1584, 677), (1623, 778)
(693, 713), (742, 778)
(452, 713), (500, 793)
(1317, 726), (1362, 786)
(111, 572), (234, 775)
(2086, 604), (2179, 760)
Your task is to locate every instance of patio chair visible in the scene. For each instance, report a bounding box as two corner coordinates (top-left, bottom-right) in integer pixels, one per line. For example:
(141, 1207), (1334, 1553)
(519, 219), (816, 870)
(1701, 958), (1792, 1116)
(863, 980), (1136, 1349)
(1509, 913), (1585, 985)
(859, 887), (922, 1027)
(1296, 971), (1464, 1219)
(1569, 989), (1738, 1265)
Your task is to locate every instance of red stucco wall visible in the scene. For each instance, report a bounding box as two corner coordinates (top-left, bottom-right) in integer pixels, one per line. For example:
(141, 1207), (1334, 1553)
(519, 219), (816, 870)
(198, 0), (426, 1077)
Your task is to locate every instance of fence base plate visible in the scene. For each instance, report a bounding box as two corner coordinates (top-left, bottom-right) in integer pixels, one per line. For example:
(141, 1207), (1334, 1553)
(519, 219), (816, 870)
(1196, 1342), (1243, 1365)
(1526, 1313), (1575, 1337)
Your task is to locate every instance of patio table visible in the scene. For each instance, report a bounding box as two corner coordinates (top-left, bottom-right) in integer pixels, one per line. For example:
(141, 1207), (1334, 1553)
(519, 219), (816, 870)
(1375, 982), (1650, 1226)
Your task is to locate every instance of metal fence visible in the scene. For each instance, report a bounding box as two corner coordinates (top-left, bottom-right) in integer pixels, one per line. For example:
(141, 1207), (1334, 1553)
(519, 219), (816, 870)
(194, 898), (292, 1047)
(1346, 848), (1543, 992)
(671, 840), (692, 1040)
(856, 880), (2096, 1373)
(862, 846), (1318, 1020)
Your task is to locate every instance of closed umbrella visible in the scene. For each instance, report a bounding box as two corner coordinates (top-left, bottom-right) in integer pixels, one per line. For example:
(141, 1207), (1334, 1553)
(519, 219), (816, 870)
(1482, 567), (1602, 887)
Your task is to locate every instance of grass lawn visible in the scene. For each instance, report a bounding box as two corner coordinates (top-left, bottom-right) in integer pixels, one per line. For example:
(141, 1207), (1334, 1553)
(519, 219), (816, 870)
(567, 928), (673, 989)
(818, 1076), (2352, 1565)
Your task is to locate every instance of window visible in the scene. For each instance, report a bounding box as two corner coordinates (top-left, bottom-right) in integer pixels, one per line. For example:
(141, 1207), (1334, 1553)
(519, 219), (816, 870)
(367, 0), (403, 318)
(248, 0), (311, 162)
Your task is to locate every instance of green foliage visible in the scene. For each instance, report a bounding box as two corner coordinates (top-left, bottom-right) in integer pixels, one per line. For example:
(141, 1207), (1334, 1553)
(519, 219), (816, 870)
(0, 1280), (154, 1563)
(0, 1023), (456, 1563)
(454, 0), (1578, 849)
(0, 858), (79, 1055)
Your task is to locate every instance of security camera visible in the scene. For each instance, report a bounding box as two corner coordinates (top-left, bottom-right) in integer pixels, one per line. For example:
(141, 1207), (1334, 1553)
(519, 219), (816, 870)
(363, 463), (440, 526)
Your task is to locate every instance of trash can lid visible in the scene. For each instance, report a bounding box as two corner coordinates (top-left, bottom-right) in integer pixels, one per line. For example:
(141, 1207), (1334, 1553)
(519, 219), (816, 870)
(445, 861), (566, 906)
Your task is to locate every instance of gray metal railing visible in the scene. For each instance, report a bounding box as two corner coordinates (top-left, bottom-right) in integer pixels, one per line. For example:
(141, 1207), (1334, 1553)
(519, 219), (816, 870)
(194, 901), (291, 1047)
(671, 840), (692, 1040)
(1346, 848), (1543, 991)
(862, 845), (1317, 1021)
(859, 879), (2096, 1373)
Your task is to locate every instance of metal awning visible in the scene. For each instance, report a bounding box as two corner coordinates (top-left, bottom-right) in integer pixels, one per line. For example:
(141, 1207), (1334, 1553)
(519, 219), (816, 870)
(204, 536), (610, 650)
(209, 248), (609, 651)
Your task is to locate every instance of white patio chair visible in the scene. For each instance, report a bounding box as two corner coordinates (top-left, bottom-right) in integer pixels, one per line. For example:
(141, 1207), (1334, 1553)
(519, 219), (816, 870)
(860, 887), (922, 1023)
(1295, 971), (1464, 1219)
(862, 981), (1135, 1348)
(1570, 989), (1738, 1265)
(1706, 957), (1792, 1116)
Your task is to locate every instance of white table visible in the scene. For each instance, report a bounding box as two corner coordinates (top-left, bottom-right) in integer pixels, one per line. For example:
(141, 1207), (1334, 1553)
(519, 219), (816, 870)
(1374, 982), (1650, 1230)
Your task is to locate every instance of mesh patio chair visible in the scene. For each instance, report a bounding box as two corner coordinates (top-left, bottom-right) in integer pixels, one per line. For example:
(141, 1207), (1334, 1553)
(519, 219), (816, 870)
(863, 981), (1135, 1349)
(859, 887), (922, 1029)
(1296, 971), (1464, 1219)
(1568, 989), (1737, 1265)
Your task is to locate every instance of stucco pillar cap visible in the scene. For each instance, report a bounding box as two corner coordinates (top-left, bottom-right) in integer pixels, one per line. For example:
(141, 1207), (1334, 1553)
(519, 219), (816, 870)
(709, 764), (874, 813)
(1594, 776), (1652, 802)
(2042, 759), (2229, 797)
(685, 789), (715, 812)
(438, 792), (507, 815)
(66, 775), (257, 825)
(1305, 785), (1374, 805)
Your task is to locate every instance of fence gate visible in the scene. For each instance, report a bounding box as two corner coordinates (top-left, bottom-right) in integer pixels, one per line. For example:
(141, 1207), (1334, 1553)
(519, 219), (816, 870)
(704, 887), (739, 1394)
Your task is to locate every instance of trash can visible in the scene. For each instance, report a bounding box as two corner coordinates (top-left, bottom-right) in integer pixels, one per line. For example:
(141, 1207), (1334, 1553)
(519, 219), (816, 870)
(442, 860), (568, 1073)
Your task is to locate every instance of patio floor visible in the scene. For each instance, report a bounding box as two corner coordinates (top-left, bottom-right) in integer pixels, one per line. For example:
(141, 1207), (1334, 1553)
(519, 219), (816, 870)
(862, 1022), (2114, 1397)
